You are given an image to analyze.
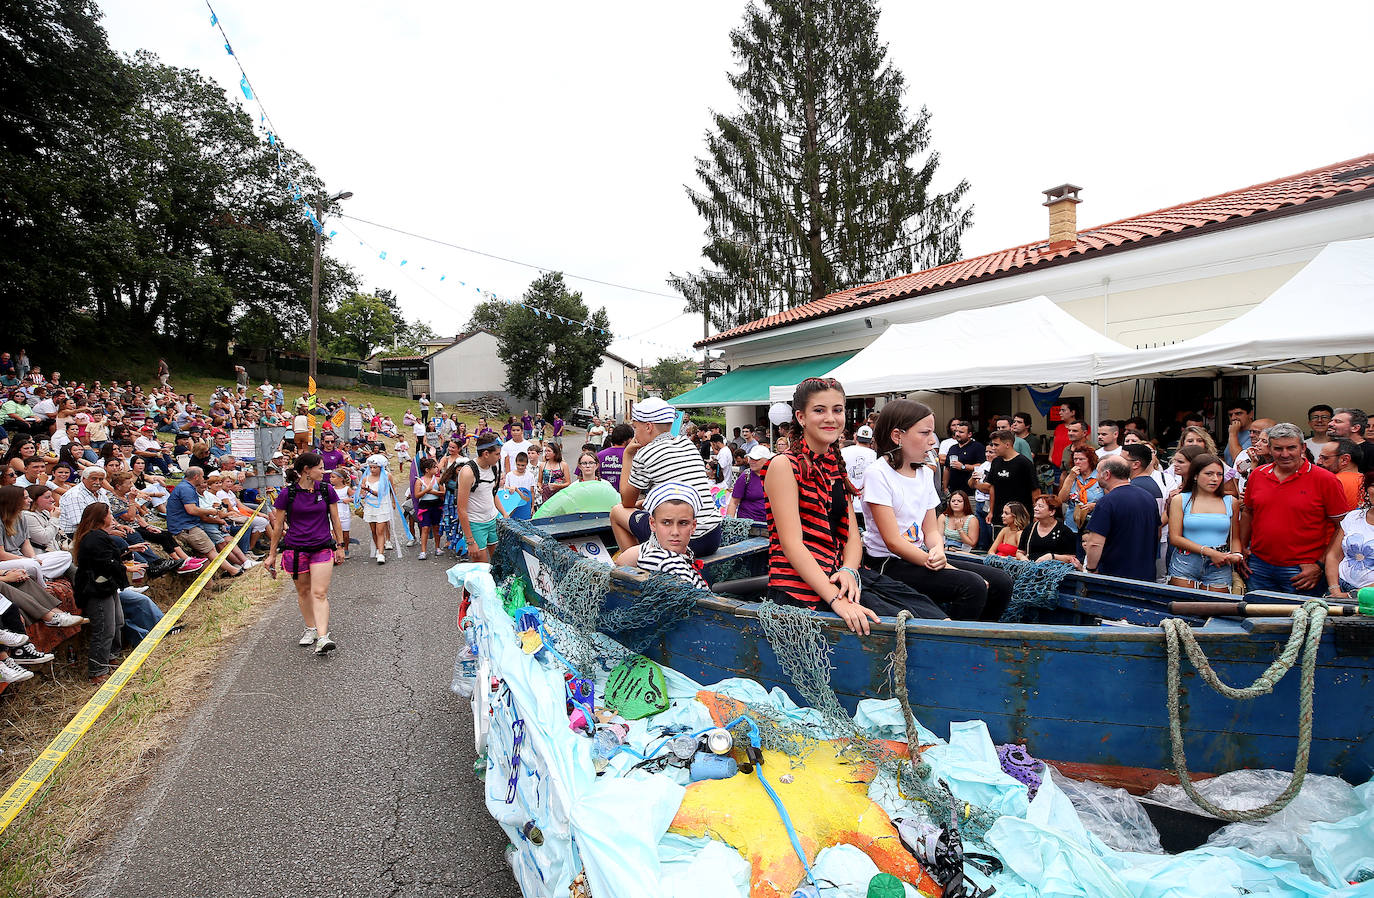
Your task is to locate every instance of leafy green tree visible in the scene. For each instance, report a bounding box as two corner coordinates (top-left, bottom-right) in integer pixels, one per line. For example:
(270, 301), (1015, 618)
(464, 299), (508, 335)
(643, 356), (697, 398)
(488, 273), (612, 415)
(671, 0), (972, 331)
(327, 292), (398, 359)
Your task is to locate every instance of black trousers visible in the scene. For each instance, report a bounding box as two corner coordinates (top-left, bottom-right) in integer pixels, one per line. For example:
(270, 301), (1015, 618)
(945, 555), (1013, 622)
(769, 565), (947, 620)
(864, 552), (989, 620)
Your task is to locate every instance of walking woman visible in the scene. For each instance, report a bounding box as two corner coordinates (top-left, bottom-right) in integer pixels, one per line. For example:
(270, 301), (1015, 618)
(71, 502), (132, 682)
(412, 456), (445, 559)
(858, 399), (1000, 620)
(266, 452), (345, 654)
(1166, 453), (1241, 592)
(763, 379), (945, 635)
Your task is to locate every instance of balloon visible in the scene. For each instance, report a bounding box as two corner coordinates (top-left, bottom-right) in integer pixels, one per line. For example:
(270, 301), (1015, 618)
(531, 480), (620, 519)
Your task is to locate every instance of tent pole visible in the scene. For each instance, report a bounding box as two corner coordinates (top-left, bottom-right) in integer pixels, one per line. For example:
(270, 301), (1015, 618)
(1089, 382), (1100, 431)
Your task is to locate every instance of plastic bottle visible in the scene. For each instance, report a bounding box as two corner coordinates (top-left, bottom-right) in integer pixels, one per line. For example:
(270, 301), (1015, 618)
(473, 753), (487, 779)
(592, 724), (624, 771)
(449, 645), (478, 698)
(521, 821), (544, 845)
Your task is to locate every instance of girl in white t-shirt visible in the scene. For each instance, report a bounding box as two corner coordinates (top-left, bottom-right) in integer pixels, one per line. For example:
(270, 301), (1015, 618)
(860, 399), (1012, 621)
(331, 469), (353, 557)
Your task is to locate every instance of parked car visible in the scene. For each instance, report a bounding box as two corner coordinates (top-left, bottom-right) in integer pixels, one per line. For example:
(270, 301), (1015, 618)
(568, 408), (593, 429)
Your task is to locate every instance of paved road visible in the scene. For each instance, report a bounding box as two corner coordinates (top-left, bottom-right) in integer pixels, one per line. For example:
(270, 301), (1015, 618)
(88, 551), (522, 898)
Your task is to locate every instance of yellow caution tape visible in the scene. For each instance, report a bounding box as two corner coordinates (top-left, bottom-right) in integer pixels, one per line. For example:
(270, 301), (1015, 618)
(0, 500), (270, 833)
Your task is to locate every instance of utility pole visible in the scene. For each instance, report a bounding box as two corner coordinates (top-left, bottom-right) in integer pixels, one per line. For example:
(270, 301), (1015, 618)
(307, 189), (352, 440)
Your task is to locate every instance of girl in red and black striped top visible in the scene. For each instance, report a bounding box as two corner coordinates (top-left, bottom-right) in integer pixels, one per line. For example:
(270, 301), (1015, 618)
(764, 378), (879, 634)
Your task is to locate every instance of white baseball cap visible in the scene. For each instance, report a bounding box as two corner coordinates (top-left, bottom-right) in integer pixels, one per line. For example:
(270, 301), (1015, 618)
(747, 444), (774, 461)
(855, 425), (874, 441)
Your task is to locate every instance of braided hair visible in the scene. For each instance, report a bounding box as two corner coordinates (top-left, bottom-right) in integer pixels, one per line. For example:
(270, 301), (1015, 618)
(787, 377), (857, 495)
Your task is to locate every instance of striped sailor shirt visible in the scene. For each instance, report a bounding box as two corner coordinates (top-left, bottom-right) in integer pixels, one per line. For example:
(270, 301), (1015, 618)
(626, 433), (722, 538)
(635, 534), (709, 590)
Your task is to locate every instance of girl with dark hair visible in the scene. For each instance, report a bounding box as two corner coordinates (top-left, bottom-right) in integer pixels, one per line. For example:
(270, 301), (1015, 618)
(1326, 471), (1374, 598)
(265, 452), (344, 655)
(860, 400), (1004, 620)
(72, 502), (131, 681)
(938, 490), (978, 550)
(536, 442), (570, 505)
(764, 380), (945, 634)
(1166, 453), (1240, 591)
(413, 456), (445, 560)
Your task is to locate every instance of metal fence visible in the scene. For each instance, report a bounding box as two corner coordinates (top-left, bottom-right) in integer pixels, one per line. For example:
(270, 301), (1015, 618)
(358, 369), (408, 389)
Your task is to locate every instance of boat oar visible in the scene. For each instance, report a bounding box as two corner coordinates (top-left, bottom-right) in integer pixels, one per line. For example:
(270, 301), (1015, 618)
(1168, 600), (1365, 618)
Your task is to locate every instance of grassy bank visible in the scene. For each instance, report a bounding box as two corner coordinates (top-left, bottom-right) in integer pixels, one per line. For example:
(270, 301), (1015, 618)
(0, 570), (285, 897)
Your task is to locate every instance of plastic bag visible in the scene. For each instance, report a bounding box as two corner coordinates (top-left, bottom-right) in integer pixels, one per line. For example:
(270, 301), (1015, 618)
(1146, 770), (1362, 877)
(1048, 768), (1164, 855)
(1304, 780), (1374, 889)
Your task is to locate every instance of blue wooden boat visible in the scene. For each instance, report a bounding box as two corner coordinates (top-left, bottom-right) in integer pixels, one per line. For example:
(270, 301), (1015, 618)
(504, 513), (1373, 792)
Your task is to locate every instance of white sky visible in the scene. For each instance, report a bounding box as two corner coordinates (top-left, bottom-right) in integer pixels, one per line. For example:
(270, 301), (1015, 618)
(100, 0), (1373, 364)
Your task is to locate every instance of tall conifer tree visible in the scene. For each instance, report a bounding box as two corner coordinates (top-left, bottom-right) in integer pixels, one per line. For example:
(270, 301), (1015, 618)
(672, 0), (972, 331)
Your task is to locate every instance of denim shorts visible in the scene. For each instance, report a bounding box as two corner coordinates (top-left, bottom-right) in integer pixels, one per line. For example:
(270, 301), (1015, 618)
(1167, 548), (1232, 588)
(200, 524), (227, 546)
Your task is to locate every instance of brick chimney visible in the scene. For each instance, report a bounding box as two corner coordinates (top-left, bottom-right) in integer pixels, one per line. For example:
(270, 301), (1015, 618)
(1042, 184), (1083, 249)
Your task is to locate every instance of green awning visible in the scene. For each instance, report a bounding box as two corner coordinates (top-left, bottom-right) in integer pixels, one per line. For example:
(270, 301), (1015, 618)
(668, 352), (858, 407)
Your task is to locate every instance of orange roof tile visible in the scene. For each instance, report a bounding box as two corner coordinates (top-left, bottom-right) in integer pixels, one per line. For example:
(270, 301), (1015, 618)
(697, 152), (1374, 347)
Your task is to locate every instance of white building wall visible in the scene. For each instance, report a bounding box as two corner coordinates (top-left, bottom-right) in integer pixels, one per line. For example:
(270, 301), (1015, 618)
(582, 357), (626, 421)
(428, 331), (530, 408)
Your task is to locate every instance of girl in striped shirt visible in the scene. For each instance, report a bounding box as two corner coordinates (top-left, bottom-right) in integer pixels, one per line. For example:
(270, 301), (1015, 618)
(764, 378), (942, 634)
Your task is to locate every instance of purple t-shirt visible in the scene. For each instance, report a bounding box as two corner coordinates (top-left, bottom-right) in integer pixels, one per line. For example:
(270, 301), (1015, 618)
(597, 446), (625, 490)
(731, 467), (767, 523)
(274, 481), (339, 548)
(521, 414), (533, 434)
(319, 448), (347, 471)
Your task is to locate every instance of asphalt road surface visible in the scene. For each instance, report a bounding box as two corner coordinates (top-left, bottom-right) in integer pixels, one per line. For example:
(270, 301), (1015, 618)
(88, 550), (522, 898)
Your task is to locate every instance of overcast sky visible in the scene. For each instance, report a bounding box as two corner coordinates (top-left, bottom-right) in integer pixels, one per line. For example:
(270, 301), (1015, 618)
(100, 0), (1373, 364)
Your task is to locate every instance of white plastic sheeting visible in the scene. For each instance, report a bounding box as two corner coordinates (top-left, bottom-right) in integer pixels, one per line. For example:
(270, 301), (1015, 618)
(1094, 237), (1374, 379)
(447, 563), (1373, 897)
(826, 296), (1130, 395)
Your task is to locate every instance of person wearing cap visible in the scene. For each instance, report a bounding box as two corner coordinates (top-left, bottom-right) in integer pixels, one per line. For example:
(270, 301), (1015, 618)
(841, 425), (878, 493)
(611, 397), (722, 558)
(726, 443), (772, 523)
(634, 482), (709, 589)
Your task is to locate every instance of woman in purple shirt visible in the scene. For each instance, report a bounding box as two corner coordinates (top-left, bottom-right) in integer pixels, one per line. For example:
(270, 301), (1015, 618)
(266, 452), (344, 655)
(726, 444), (772, 523)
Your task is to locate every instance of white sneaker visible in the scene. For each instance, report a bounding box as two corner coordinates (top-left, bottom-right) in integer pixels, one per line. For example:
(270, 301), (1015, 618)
(45, 610), (89, 628)
(0, 629), (28, 648)
(377, 552), (386, 565)
(313, 633), (336, 655)
(405, 538), (416, 548)
(299, 627), (318, 646)
(434, 548), (443, 557)
(128, 586), (151, 594)
(241, 559), (260, 570)
(385, 540), (394, 550)
(417, 551), (427, 560)
(0, 659), (34, 683)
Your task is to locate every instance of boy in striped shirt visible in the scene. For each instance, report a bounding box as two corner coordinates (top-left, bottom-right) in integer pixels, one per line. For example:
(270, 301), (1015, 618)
(610, 397), (722, 556)
(633, 482), (709, 590)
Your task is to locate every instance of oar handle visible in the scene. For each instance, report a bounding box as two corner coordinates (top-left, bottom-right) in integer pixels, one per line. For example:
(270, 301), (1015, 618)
(1169, 601), (1356, 617)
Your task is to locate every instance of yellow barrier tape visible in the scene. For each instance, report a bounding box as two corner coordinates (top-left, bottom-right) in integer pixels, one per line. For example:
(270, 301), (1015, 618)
(0, 499), (271, 833)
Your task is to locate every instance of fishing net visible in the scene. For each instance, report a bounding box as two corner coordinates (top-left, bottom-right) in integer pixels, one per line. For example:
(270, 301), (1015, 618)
(754, 599), (1003, 842)
(980, 555), (1077, 623)
(492, 516), (1004, 841)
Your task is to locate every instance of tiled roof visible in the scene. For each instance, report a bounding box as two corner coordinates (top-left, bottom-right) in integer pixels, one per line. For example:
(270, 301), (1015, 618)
(378, 355), (427, 363)
(698, 152), (1374, 347)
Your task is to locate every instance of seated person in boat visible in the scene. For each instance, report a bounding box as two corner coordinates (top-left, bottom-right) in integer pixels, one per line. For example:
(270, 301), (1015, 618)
(611, 397), (722, 563)
(632, 482), (709, 590)
(859, 399), (1013, 621)
(764, 378), (949, 635)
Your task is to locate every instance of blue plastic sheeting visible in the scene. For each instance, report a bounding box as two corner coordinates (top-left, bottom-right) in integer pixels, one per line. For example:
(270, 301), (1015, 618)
(447, 564), (1374, 898)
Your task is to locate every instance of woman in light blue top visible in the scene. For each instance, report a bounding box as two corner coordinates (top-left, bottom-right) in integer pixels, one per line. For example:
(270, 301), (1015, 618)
(1166, 453), (1242, 591)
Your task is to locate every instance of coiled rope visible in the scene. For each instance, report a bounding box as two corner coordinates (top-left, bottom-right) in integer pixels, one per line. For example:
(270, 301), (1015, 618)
(1161, 598), (1327, 821)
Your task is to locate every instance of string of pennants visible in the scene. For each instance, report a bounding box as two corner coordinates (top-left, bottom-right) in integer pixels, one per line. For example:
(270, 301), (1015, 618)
(202, 1), (696, 354)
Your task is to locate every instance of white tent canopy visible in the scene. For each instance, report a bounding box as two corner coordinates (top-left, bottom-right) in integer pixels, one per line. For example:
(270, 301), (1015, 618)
(828, 295), (1131, 395)
(1094, 237), (1374, 380)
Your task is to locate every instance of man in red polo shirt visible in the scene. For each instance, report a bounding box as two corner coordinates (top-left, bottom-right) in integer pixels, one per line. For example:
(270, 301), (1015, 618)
(1235, 422), (1348, 595)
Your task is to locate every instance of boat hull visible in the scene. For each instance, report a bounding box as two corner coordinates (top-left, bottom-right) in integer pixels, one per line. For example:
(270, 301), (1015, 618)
(504, 515), (1374, 789)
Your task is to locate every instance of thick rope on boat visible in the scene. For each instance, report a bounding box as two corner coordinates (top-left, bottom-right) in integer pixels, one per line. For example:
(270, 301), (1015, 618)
(893, 611), (922, 756)
(1161, 598), (1327, 821)
(979, 555), (1076, 622)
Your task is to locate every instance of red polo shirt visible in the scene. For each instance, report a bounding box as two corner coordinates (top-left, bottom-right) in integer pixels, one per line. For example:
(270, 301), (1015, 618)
(1243, 460), (1347, 564)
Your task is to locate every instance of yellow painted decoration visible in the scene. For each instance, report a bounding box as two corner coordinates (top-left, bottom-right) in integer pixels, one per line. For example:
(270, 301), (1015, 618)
(670, 694), (941, 898)
(331, 408), (346, 428)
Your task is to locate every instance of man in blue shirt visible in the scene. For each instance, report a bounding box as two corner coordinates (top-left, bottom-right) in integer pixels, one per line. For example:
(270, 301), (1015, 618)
(1224, 399), (1254, 465)
(1082, 456), (1159, 581)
